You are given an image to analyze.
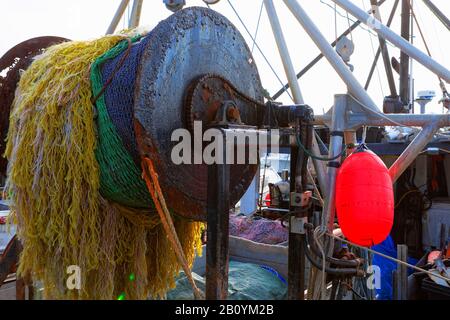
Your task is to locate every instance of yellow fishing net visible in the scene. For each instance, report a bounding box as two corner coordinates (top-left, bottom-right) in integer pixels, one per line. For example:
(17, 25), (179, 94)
(5, 35), (203, 300)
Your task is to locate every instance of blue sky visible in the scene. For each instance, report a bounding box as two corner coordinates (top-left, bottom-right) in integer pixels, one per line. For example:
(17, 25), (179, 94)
(1, 0), (449, 114)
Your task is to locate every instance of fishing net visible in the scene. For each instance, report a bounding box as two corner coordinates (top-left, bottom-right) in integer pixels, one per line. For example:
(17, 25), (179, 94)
(91, 35), (152, 208)
(5, 33), (203, 300)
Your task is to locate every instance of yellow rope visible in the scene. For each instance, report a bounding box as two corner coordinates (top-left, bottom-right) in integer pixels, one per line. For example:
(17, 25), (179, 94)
(5, 35), (203, 299)
(142, 157), (204, 300)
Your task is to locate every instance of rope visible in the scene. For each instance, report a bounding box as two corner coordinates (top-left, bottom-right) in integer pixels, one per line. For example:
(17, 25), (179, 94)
(307, 169), (324, 207)
(141, 157), (204, 300)
(6, 33), (204, 300)
(326, 233), (450, 284)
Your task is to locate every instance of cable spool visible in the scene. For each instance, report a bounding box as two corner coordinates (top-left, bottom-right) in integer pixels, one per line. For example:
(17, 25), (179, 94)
(335, 146), (394, 246)
(94, 7), (263, 220)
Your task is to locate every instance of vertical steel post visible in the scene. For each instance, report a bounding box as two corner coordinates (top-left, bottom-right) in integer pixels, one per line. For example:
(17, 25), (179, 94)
(287, 131), (305, 300)
(400, 0), (411, 107)
(206, 131), (230, 300)
(397, 244), (408, 300)
(265, 1), (322, 299)
(323, 95), (347, 230)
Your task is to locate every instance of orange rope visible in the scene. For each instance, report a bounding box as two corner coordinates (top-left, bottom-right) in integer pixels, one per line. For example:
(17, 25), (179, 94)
(141, 157), (204, 300)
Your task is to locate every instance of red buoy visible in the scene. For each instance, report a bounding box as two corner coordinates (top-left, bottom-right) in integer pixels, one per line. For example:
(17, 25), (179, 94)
(335, 147), (394, 247)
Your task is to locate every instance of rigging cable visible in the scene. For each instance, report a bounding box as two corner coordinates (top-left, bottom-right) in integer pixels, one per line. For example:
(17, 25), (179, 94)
(361, 0), (385, 98)
(319, 0), (395, 48)
(326, 232), (450, 284)
(407, 0), (449, 99)
(252, 1), (265, 55)
(226, 0), (294, 102)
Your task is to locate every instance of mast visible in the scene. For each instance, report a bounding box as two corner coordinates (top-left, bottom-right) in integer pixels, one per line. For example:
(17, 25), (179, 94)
(399, 0), (411, 111)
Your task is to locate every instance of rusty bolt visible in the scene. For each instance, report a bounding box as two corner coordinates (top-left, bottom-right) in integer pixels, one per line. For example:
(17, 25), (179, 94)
(227, 106), (240, 121)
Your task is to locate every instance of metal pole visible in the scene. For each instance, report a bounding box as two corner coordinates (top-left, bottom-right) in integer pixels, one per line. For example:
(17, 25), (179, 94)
(283, 0), (381, 112)
(272, 0), (389, 101)
(129, 0), (144, 29)
(206, 131), (230, 300)
(287, 128), (305, 300)
(389, 121), (441, 182)
(264, 0), (304, 103)
(322, 95), (346, 230)
(422, 0), (450, 31)
(364, 0), (399, 90)
(106, 0), (131, 35)
(370, 0), (398, 97)
(331, 0), (450, 83)
(400, 0), (411, 106)
(397, 244), (408, 300)
(264, 0), (328, 195)
(311, 95), (347, 300)
(313, 112), (450, 128)
(265, 1), (310, 299)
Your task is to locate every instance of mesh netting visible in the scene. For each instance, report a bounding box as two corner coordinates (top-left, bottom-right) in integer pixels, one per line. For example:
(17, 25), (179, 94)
(91, 36), (152, 208)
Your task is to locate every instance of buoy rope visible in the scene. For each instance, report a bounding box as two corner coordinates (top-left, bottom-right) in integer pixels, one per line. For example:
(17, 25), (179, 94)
(326, 232), (450, 284)
(141, 157), (204, 300)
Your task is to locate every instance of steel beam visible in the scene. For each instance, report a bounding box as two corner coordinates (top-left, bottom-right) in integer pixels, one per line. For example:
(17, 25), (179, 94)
(205, 132), (230, 300)
(283, 0), (381, 113)
(389, 121), (441, 182)
(314, 109), (450, 128)
(365, 0), (400, 90)
(264, 0), (304, 104)
(422, 0), (450, 31)
(129, 0), (144, 29)
(331, 0), (450, 83)
(272, 0), (388, 101)
(265, 0), (328, 195)
(370, 0), (398, 97)
(322, 95), (346, 231)
(400, 0), (411, 106)
(106, 0), (131, 35)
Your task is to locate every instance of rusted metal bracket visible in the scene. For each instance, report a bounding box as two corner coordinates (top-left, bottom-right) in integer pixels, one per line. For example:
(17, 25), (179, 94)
(0, 235), (21, 287)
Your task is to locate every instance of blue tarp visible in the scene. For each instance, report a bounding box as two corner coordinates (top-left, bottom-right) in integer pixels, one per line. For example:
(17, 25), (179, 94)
(372, 236), (418, 300)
